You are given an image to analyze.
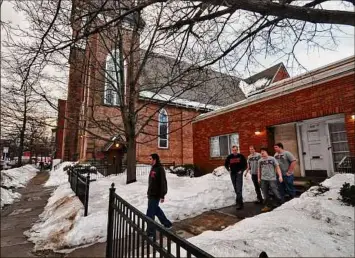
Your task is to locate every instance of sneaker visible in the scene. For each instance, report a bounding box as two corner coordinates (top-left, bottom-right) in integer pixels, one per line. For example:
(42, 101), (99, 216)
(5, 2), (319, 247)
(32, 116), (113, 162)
(261, 206), (272, 212)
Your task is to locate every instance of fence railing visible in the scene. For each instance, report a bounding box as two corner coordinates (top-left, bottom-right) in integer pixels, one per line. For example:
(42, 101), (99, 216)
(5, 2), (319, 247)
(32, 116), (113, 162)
(67, 165), (93, 216)
(106, 183), (214, 258)
(337, 156), (355, 173)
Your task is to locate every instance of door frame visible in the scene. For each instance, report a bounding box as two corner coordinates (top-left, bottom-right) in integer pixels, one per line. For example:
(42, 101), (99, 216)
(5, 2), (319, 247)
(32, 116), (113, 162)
(325, 116), (348, 176)
(296, 114), (346, 177)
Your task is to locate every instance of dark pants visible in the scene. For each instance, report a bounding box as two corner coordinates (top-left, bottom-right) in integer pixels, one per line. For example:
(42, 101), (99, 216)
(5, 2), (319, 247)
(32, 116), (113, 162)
(279, 174), (296, 201)
(261, 180), (283, 207)
(146, 198), (172, 237)
(251, 174), (263, 202)
(230, 171), (243, 205)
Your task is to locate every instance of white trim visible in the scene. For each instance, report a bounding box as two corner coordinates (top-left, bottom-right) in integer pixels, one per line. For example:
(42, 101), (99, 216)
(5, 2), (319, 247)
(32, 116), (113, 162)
(296, 124), (305, 177)
(158, 109), (169, 149)
(270, 64), (282, 84)
(325, 123), (334, 177)
(193, 56), (354, 123)
(104, 50), (128, 106)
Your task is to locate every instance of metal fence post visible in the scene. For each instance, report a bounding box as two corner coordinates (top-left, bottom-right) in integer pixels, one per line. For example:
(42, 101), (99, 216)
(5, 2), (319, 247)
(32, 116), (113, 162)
(106, 183), (116, 258)
(75, 168), (78, 195)
(84, 173), (90, 217)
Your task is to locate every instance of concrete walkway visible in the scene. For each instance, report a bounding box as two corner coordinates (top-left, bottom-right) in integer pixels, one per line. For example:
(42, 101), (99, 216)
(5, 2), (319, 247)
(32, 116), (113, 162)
(0, 171), (61, 258)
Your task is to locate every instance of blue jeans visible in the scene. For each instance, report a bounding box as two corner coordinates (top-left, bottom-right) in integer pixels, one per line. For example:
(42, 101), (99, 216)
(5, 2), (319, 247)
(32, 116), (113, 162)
(279, 174), (296, 200)
(146, 198), (172, 237)
(230, 171), (243, 205)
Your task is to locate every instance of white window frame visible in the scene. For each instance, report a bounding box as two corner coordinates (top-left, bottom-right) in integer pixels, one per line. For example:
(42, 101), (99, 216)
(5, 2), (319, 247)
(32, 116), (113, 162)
(104, 50), (127, 106)
(158, 109), (169, 149)
(210, 133), (240, 158)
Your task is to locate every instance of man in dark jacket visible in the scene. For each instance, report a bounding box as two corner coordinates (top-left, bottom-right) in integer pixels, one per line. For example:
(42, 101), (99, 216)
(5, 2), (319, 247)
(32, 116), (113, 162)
(146, 153), (172, 238)
(225, 145), (247, 210)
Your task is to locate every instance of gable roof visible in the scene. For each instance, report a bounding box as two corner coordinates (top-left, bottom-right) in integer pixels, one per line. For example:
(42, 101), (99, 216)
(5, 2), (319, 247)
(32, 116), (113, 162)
(139, 50), (246, 107)
(244, 63), (284, 85)
(240, 63), (288, 97)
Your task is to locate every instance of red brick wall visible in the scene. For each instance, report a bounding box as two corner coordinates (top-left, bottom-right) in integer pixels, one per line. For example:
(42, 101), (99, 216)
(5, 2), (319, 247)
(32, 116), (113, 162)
(272, 65), (290, 83)
(63, 47), (86, 161)
(55, 99), (66, 159)
(136, 102), (201, 165)
(193, 74), (355, 173)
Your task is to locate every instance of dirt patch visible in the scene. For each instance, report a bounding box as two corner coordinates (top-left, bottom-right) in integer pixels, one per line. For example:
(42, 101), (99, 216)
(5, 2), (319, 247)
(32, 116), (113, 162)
(52, 196), (77, 212)
(174, 211), (240, 235)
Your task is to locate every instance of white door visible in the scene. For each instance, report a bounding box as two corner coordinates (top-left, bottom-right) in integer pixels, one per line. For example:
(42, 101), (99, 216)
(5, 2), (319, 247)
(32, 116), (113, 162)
(301, 122), (330, 176)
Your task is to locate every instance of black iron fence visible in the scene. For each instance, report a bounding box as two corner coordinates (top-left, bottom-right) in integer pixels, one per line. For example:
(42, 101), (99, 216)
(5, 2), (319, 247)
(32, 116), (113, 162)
(67, 165), (94, 216)
(106, 183), (214, 258)
(337, 156), (355, 173)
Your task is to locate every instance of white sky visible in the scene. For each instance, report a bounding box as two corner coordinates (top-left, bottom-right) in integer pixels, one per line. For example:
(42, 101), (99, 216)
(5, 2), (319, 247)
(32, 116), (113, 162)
(1, 0), (354, 99)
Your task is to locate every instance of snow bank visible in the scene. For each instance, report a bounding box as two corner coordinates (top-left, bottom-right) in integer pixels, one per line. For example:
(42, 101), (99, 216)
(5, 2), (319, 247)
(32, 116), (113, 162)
(1, 165), (38, 188)
(182, 174), (355, 257)
(1, 187), (21, 208)
(212, 166), (229, 177)
(0, 165), (38, 208)
(44, 162), (74, 187)
(26, 170), (257, 252)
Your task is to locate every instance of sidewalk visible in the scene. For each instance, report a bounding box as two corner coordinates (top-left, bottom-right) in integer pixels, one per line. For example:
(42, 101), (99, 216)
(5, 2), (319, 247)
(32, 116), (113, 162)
(0, 171), (62, 258)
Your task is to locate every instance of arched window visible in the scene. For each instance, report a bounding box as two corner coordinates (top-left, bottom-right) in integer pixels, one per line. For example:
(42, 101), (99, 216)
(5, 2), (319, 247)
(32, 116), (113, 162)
(104, 50), (125, 106)
(158, 109), (168, 148)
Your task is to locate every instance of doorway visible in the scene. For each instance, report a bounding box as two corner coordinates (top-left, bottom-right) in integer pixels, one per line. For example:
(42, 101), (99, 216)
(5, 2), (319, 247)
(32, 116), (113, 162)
(107, 149), (123, 175)
(297, 114), (350, 177)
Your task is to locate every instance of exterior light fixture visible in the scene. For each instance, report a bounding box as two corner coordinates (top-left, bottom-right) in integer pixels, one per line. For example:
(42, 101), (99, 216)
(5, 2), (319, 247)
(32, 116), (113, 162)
(255, 130), (261, 135)
(115, 143), (119, 148)
(351, 114), (355, 120)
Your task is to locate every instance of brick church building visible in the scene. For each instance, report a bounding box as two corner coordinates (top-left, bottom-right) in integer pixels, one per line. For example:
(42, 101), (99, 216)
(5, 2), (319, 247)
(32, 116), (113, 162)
(54, 0), (291, 174)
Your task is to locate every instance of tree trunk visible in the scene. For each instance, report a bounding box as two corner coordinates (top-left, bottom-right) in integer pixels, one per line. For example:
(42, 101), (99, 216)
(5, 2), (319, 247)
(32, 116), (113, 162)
(17, 129), (25, 167)
(126, 135), (137, 184)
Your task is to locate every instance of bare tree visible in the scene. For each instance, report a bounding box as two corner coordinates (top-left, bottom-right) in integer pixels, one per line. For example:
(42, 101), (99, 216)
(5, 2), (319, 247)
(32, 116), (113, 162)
(2, 0), (353, 181)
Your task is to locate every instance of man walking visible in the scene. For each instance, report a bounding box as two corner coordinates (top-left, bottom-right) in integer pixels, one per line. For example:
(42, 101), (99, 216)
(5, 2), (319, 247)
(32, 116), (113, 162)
(146, 153), (172, 238)
(274, 143), (297, 200)
(245, 145), (263, 204)
(258, 147), (283, 212)
(225, 145), (247, 210)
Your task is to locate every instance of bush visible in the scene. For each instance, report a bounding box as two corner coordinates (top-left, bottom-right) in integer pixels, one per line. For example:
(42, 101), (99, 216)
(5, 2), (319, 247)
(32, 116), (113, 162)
(339, 182), (355, 206)
(170, 164), (204, 177)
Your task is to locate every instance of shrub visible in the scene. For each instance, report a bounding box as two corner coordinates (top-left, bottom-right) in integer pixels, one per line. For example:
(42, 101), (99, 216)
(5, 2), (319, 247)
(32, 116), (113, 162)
(339, 182), (355, 206)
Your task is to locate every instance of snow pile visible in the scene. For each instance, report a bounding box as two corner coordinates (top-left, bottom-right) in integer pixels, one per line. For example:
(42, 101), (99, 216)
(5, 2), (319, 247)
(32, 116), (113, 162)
(26, 170), (257, 252)
(239, 78), (271, 96)
(1, 165), (38, 208)
(1, 165), (38, 188)
(181, 174), (355, 257)
(1, 188), (21, 208)
(44, 162), (75, 187)
(52, 159), (62, 167)
(140, 90), (221, 111)
(212, 166), (229, 177)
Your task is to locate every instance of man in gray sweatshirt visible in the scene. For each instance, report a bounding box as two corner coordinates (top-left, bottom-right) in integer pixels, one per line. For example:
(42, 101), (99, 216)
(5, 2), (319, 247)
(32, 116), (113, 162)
(258, 147), (283, 212)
